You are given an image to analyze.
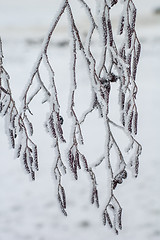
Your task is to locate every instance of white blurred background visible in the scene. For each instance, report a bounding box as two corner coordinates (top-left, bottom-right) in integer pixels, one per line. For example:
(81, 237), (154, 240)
(0, 1), (160, 239)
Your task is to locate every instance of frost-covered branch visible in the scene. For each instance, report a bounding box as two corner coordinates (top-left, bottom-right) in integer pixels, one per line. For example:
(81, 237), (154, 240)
(18, 1), (68, 215)
(0, 38), (38, 180)
(0, 0), (142, 233)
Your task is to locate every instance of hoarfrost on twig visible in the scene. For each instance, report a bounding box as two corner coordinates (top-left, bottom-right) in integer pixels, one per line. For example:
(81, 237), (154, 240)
(0, 0), (142, 233)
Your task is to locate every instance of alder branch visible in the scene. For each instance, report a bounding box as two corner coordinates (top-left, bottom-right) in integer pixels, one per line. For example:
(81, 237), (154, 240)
(0, 0), (142, 233)
(0, 38), (39, 180)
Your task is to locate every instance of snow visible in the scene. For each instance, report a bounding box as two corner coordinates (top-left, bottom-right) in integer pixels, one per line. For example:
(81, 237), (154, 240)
(0, 1), (160, 239)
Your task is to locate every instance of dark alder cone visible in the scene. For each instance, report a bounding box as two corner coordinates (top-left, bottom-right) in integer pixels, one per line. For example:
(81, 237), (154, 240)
(116, 176), (123, 184)
(110, 75), (118, 82)
(122, 170), (127, 179)
(111, 0), (118, 7)
(112, 169), (128, 190)
(100, 73), (118, 84)
(100, 78), (110, 92)
(114, 169), (128, 185)
(59, 116), (64, 125)
(100, 78), (107, 85)
(113, 179), (118, 189)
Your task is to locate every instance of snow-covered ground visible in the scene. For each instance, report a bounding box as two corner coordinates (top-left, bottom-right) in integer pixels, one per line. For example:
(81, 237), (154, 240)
(0, 1), (160, 240)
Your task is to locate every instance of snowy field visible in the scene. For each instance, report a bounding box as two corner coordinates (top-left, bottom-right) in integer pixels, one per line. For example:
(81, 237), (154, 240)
(0, 1), (160, 240)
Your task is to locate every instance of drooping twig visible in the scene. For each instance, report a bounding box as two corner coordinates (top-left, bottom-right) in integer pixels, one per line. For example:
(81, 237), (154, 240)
(0, 38), (38, 180)
(0, 0), (141, 232)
